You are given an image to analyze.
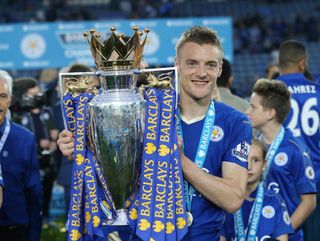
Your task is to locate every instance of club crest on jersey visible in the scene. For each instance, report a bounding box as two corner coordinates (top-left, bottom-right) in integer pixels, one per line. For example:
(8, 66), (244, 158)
(283, 211), (291, 225)
(274, 152), (288, 166)
(210, 125), (224, 142)
(232, 141), (250, 162)
(262, 205), (275, 219)
(305, 166), (315, 180)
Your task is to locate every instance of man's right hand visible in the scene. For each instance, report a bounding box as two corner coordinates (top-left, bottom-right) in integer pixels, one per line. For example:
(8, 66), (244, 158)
(57, 129), (74, 160)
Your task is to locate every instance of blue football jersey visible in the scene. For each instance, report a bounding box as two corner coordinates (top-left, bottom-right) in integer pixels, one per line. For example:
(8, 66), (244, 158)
(265, 128), (316, 241)
(278, 73), (320, 190)
(0, 163), (3, 187)
(180, 102), (252, 241)
(222, 187), (294, 241)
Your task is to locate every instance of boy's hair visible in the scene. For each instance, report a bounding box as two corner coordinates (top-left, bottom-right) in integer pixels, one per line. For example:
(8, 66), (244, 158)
(176, 26), (224, 61)
(252, 138), (267, 160)
(279, 40), (307, 69)
(252, 78), (291, 124)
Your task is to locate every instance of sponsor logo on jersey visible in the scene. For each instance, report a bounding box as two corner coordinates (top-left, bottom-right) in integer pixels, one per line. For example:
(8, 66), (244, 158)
(267, 182), (280, 193)
(232, 141), (250, 162)
(210, 125), (224, 142)
(262, 205), (275, 219)
(305, 166), (315, 180)
(274, 152), (288, 166)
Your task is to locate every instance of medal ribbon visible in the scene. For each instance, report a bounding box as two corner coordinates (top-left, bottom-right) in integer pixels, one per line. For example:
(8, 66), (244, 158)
(234, 126), (285, 241)
(0, 118), (10, 153)
(177, 100), (215, 212)
(262, 126), (285, 183)
(234, 182), (264, 241)
(172, 120), (188, 240)
(0, 118), (10, 185)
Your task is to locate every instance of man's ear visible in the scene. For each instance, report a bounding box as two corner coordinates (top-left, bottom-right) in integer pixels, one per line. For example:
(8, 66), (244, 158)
(267, 108), (277, 121)
(174, 57), (179, 68)
(298, 57), (307, 73)
(7, 95), (12, 107)
(227, 75), (234, 88)
(217, 63), (223, 78)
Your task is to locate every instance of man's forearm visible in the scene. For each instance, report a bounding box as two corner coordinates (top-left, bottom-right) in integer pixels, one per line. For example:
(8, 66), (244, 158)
(181, 154), (247, 213)
(290, 194), (316, 229)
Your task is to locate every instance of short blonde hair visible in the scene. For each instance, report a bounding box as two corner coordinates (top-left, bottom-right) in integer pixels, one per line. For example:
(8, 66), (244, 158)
(176, 26), (224, 61)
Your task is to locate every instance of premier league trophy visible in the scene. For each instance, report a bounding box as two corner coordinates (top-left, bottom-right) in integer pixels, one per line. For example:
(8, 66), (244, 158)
(86, 27), (147, 225)
(60, 26), (188, 241)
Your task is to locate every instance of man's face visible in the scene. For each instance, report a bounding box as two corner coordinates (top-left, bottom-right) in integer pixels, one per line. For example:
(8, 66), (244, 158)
(0, 80), (11, 125)
(247, 143), (265, 184)
(175, 42), (222, 102)
(246, 92), (269, 129)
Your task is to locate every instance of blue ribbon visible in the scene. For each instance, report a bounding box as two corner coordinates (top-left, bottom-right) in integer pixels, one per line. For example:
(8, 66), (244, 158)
(234, 182), (265, 241)
(262, 126), (285, 183)
(149, 88), (174, 240)
(135, 88), (161, 240)
(177, 100), (215, 212)
(62, 92), (115, 241)
(172, 119), (188, 240)
(233, 126), (285, 241)
(62, 93), (76, 134)
(131, 87), (188, 241)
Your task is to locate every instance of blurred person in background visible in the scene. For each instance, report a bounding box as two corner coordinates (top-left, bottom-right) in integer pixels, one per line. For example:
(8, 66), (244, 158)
(247, 78), (316, 241)
(11, 77), (58, 223)
(0, 70), (42, 241)
(216, 58), (249, 113)
(277, 39), (320, 241)
(265, 63), (280, 80)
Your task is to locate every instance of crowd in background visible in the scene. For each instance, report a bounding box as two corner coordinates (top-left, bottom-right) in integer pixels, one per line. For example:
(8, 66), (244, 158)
(1, 0), (320, 52)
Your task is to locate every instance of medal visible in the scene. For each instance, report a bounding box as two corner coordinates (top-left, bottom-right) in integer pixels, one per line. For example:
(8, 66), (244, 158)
(186, 211), (193, 227)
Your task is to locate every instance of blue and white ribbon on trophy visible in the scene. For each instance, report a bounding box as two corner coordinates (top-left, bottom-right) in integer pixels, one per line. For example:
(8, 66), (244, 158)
(129, 87), (188, 241)
(62, 91), (116, 241)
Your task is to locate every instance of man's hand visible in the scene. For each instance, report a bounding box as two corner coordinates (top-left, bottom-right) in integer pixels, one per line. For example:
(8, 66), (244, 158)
(57, 129), (74, 160)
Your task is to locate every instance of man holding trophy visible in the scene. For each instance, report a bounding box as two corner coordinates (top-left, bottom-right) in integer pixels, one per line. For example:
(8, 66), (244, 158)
(58, 26), (251, 241)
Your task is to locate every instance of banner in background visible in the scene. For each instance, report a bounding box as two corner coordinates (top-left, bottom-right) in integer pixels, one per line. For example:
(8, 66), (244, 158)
(0, 17), (232, 70)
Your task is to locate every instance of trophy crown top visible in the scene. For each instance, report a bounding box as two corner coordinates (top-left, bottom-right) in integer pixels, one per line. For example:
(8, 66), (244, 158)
(84, 26), (149, 71)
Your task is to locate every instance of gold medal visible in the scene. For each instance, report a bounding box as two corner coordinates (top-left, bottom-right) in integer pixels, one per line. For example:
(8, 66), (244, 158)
(186, 211), (193, 227)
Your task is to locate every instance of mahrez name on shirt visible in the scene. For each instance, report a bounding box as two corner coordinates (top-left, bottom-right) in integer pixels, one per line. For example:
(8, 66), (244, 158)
(287, 85), (316, 94)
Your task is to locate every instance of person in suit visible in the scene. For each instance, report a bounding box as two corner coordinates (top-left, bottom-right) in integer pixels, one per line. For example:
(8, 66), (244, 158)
(0, 70), (43, 241)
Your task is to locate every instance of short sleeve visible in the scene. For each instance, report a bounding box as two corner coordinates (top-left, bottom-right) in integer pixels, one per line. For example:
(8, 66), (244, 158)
(223, 114), (252, 169)
(289, 140), (317, 194)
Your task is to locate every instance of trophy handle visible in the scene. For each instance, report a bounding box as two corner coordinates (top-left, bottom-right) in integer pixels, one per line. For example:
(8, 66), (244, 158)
(138, 66), (179, 108)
